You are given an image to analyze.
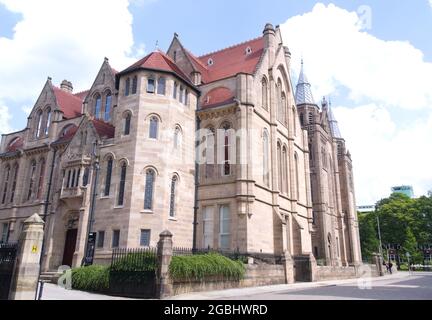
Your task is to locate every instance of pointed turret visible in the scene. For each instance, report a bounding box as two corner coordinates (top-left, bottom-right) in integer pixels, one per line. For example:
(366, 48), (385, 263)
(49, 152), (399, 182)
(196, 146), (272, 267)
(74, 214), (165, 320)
(295, 60), (316, 106)
(327, 99), (342, 139)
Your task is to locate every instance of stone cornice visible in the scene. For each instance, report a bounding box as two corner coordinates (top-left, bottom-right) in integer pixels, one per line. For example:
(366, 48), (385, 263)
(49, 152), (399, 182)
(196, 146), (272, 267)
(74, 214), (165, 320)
(197, 104), (238, 121)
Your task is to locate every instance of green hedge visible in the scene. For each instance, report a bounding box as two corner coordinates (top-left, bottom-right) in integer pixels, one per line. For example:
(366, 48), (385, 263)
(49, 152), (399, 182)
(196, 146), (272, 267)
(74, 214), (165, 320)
(71, 265), (110, 293)
(169, 253), (246, 281)
(111, 252), (157, 272)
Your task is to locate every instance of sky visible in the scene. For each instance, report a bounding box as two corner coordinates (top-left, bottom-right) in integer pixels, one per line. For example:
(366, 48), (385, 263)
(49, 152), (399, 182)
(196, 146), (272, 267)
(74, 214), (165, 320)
(0, 0), (431, 205)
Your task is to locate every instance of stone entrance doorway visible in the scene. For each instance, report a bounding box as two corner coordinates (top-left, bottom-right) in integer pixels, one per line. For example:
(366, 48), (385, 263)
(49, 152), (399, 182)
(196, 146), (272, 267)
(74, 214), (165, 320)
(62, 229), (78, 267)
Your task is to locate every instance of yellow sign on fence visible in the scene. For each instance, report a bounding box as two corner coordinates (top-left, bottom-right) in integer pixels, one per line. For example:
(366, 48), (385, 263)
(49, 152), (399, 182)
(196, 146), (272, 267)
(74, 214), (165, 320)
(32, 245), (38, 253)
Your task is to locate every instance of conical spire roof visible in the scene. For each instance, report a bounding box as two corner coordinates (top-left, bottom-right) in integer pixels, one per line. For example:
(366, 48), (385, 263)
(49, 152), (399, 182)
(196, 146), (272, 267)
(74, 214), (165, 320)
(295, 60), (316, 106)
(327, 100), (342, 138)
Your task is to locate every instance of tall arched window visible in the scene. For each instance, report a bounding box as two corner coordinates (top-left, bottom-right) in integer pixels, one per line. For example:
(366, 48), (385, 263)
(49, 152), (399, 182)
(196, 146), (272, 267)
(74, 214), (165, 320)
(44, 108), (51, 136)
(169, 175), (178, 218)
(292, 107), (297, 134)
(308, 112), (314, 124)
(144, 169), (155, 210)
(125, 78), (130, 96)
(263, 129), (269, 187)
(173, 82), (178, 99)
(179, 86), (185, 103)
(149, 116), (159, 139)
(157, 78), (166, 95)
(10, 164), (18, 203)
(82, 167), (90, 187)
(124, 113), (131, 136)
(282, 146), (288, 194)
(300, 113), (304, 126)
(222, 123), (231, 176)
(277, 79), (283, 123)
(36, 159), (46, 199)
(117, 162), (127, 206)
(147, 77), (155, 93)
(277, 143), (282, 191)
(2, 165), (10, 204)
(36, 110), (43, 138)
(104, 157), (113, 196)
(262, 77), (268, 110)
(281, 92), (287, 125)
(173, 126), (182, 149)
(204, 127), (215, 178)
(27, 160), (37, 200)
(104, 93), (112, 122)
(294, 153), (299, 200)
(71, 169), (76, 188)
(132, 76), (138, 94)
(94, 95), (102, 119)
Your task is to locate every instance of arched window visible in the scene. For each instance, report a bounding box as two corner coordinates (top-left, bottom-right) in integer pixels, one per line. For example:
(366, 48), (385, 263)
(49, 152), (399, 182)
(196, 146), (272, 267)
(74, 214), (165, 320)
(263, 129), (269, 187)
(262, 77), (268, 110)
(179, 86), (184, 103)
(94, 95), (102, 119)
(132, 76), (138, 94)
(222, 123), (231, 176)
(104, 93), (112, 122)
(173, 82), (178, 99)
(125, 78), (130, 96)
(82, 131), (87, 147)
(44, 108), (51, 136)
(71, 169), (76, 188)
(308, 112), (314, 124)
(169, 175), (178, 218)
(300, 113), (304, 126)
(124, 113), (131, 136)
(82, 167), (90, 187)
(277, 143), (282, 191)
(10, 164), (18, 203)
(204, 127), (215, 178)
(173, 126), (182, 149)
(35, 110), (43, 138)
(66, 170), (71, 188)
(294, 153), (299, 200)
(2, 165), (10, 204)
(27, 160), (37, 200)
(36, 159), (46, 199)
(277, 79), (283, 123)
(117, 162), (127, 206)
(157, 78), (166, 95)
(76, 168), (81, 188)
(149, 116), (159, 139)
(147, 77), (155, 93)
(281, 93), (287, 125)
(282, 146), (288, 194)
(104, 157), (113, 196)
(144, 169), (155, 210)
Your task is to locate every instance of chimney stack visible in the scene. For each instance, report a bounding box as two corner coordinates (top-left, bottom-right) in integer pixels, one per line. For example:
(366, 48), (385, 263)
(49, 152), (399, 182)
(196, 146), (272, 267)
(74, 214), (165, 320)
(60, 80), (73, 93)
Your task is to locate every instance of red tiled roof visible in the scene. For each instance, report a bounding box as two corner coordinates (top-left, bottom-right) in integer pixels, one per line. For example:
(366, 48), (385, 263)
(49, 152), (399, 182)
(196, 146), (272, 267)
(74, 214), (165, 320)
(121, 51), (192, 85)
(54, 124), (78, 144)
(74, 90), (89, 101)
(92, 119), (115, 139)
(6, 137), (24, 152)
(201, 87), (235, 109)
(193, 37), (265, 84)
(53, 87), (83, 119)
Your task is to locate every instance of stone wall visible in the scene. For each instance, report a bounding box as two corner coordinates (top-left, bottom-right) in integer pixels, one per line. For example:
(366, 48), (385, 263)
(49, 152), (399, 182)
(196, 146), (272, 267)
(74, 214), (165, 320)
(172, 263), (285, 297)
(315, 263), (379, 282)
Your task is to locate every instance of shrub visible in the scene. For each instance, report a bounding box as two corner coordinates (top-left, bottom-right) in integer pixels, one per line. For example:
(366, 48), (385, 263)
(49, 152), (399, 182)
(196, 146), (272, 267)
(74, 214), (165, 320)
(169, 253), (246, 281)
(71, 265), (110, 293)
(111, 252), (157, 272)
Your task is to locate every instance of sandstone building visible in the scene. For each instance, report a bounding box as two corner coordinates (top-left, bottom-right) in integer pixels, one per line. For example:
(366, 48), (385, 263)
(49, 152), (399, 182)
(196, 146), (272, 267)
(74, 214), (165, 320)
(0, 23), (361, 274)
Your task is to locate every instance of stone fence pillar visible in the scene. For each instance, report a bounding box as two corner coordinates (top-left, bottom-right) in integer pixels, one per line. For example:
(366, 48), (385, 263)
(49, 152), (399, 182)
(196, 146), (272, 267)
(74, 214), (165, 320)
(283, 251), (295, 284)
(373, 253), (384, 277)
(156, 230), (174, 299)
(9, 214), (44, 300)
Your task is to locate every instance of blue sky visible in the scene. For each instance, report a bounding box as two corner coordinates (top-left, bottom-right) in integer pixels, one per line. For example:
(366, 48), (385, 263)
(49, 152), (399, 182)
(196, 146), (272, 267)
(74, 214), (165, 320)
(0, 0), (431, 204)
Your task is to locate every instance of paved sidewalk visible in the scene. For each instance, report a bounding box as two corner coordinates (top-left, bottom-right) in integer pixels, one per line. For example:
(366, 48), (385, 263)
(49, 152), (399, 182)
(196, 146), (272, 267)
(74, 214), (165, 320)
(167, 272), (411, 300)
(41, 283), (135, 300)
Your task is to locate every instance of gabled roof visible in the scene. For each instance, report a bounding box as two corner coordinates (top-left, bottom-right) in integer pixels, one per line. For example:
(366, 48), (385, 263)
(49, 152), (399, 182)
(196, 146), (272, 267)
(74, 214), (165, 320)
(91, 119), (115, 139)
(53, 86), (83, 119)
(6, 137), (24, 152)
(53, 124), (78, 145)
(295, 61), (316, 106)
(120, 51), (195, 88)
(195, 37), (265, 84)
(74, 90), (90, 101)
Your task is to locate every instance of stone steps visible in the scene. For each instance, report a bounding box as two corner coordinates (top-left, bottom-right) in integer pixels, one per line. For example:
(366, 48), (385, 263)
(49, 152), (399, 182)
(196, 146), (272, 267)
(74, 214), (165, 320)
(40, 271), (63, 284)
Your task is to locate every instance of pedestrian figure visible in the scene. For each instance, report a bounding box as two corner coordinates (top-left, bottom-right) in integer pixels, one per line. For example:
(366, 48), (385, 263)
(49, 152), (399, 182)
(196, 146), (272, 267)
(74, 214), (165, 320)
(388, 261), (393, 274)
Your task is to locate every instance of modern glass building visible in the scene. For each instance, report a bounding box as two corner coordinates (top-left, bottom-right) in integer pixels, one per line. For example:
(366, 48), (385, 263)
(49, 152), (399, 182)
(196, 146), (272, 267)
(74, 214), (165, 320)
(391, 185), (414, 198)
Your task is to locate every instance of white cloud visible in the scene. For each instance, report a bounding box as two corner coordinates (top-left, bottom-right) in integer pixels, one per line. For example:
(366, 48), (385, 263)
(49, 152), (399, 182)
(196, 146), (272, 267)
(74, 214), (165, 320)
(429, 0), (432, 8)
(0, 0), (142, 108)
(0, 102), (14, 135)
(281, 3), (432, 110)
(280, 3), (432, 203)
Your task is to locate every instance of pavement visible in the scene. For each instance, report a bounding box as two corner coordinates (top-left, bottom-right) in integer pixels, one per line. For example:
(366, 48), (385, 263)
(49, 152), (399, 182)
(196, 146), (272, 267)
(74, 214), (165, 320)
(40, 271), (432, 300)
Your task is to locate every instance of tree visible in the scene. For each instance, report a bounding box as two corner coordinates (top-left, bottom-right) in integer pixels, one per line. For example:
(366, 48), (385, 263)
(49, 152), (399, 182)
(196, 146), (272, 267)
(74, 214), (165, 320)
(358, 212), (380, 261)
(403, 227), (422, 264)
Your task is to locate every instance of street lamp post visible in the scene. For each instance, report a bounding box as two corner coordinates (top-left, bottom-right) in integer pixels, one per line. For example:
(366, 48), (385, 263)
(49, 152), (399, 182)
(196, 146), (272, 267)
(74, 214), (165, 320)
(376, 211), (383, 257)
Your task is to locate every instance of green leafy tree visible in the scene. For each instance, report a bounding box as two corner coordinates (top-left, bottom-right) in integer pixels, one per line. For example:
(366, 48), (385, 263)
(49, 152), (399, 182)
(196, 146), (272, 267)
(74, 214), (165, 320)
(403, 227), (422, 264)
(358, 212), (380, 261)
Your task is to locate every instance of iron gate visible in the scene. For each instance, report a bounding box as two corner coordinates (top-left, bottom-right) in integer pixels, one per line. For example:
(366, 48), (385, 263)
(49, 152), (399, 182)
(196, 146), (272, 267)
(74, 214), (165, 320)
(0, 243), (18, 300)
(294, 255), (312, 282)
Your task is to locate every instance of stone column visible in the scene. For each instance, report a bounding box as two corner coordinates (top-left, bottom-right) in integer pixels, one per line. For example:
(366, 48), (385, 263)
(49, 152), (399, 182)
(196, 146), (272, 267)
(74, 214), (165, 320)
(373, 253), (384, 277)
(156, 230), (173, 299)
(9, 214), (44, 300)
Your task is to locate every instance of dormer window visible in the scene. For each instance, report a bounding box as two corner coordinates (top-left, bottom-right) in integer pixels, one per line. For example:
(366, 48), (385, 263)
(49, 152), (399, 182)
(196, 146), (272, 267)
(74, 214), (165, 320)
(245, 46), (252, 55)
(207, 58), (214, 66)
(147, 77), (155, 93)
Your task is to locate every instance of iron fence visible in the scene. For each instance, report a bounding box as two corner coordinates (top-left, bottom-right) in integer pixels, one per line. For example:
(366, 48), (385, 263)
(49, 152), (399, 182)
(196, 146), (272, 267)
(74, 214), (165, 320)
(109, 247), (157, 299)
(0, 243), (18, 300)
